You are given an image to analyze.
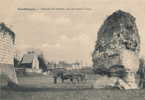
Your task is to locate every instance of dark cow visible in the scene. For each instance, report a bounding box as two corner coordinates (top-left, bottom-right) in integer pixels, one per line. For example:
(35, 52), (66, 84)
(53, 70), (86, 84)
(61, 72), (77, 83)
(52, 68), (66, 84)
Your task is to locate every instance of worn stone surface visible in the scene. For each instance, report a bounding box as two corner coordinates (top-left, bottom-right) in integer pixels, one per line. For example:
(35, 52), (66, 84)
(92, 10), (140, 89)
(0, 23), (18, 86)
(120, 49), (139, 72)
(92, 10), (140, 70)
(93, 76), (118, 89)
(0, 64), (18, 86)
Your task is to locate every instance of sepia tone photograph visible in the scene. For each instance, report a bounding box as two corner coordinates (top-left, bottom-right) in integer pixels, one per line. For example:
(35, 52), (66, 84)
(0, 0), (145, 100)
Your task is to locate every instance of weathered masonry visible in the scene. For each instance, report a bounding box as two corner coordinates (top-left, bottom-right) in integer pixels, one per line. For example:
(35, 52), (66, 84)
(92, 10), (140, 89)
(92, 10), (140, 70)
(0, 23), (18, 85)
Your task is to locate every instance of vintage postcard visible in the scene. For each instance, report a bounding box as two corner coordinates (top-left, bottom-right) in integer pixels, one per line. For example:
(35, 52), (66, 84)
(0, 0), (145, 100)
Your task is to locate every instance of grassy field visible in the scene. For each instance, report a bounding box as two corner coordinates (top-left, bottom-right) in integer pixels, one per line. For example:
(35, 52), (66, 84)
(0, 74), (145, 100)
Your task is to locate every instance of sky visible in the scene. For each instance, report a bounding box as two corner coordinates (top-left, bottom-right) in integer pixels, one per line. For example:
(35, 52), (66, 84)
(0, 0), (145, 65)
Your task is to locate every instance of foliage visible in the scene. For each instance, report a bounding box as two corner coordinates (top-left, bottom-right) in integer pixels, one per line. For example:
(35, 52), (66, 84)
(38, 54), (47, 72)
(14, 57), (20, 67)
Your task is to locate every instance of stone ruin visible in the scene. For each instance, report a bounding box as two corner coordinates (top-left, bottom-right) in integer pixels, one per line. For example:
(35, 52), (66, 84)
(92, 10), (140, 89)
(0, 23), (18, 87)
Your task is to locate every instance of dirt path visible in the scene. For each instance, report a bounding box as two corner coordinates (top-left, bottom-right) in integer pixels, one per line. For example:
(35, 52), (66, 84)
(0, 74), (145, 100)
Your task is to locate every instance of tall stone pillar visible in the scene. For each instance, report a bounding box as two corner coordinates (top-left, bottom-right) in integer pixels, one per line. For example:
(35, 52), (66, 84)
(92, 10), (140, 89)
(0, 23), (18, 86)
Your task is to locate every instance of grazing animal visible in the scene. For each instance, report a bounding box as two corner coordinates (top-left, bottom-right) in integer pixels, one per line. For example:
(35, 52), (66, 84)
(60, 72), (75, 83)
(53, 71), (85, 84)
(53, 71), (63, 84)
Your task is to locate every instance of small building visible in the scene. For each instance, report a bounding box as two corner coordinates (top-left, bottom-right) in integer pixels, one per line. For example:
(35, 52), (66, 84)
(20, 53), (41, 73)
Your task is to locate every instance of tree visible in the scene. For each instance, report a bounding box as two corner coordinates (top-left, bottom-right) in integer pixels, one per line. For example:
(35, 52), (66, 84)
(38, 54), (47, 72)
(14, 57), (19, 67)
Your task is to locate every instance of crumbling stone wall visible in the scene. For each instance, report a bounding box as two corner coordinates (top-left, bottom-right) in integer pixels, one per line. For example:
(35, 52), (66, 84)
(92, 10), (140, 89)
(92, 10), (140, 70)
(0, 23), (18, 86)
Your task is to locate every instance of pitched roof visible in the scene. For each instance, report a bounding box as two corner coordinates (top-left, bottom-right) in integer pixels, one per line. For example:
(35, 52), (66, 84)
(21, 54), (35, 64)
